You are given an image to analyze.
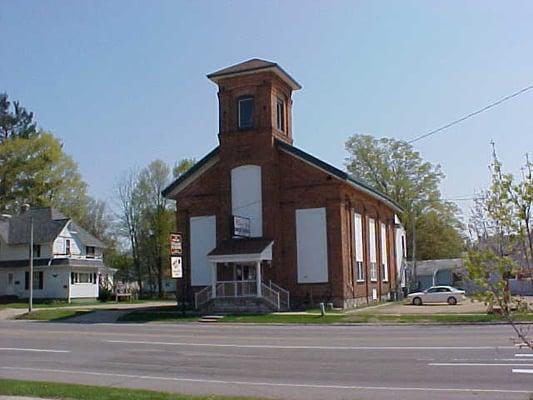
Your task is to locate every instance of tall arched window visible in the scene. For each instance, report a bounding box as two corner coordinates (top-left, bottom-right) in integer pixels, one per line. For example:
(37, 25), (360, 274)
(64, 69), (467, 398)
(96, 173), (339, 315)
(231, 165), (262, 237)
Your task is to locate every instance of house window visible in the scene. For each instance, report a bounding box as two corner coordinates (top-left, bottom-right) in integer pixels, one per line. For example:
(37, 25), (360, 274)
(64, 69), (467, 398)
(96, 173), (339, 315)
(7, 272), (14, 286)
(355, 261), (364, 282)
(71, 272), (95, 284)
(33, 244), (41, 258)
(354, 213), (364, 282)
(65, 239), (71, 255)
(238, 97), (254, 129)
(276, 98), (285, 132)
(25, 271), (43, 290)
(86, 246), (95, 258)
(370, 262), (377, 281)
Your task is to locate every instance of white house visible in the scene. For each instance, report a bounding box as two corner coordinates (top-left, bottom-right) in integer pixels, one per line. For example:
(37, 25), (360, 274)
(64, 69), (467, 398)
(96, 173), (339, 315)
(0, 207), (111, 301)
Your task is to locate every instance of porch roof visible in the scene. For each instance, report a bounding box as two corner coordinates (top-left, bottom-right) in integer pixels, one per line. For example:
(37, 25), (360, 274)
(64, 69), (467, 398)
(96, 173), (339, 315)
(208, 238), (273, 263)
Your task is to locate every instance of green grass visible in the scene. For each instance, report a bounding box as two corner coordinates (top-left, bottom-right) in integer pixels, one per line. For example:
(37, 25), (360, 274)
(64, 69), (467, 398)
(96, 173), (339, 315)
(15, 308), (94, 321)
(220, 312), (533, 324)
(0, 378), (264, 400)
(0, 298), (168, 309)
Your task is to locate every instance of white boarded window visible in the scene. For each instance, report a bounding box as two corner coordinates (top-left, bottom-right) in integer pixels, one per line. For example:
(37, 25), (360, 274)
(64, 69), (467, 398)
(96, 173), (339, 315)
(296, 208), (328, 283)
(190, 216), (216, 286)
(369, 218), (377, 281)
(354, 214), (364, 262)
(368, 218), (377, 263)
(381, 222), (389, 282)
(231, 165), (262, 237)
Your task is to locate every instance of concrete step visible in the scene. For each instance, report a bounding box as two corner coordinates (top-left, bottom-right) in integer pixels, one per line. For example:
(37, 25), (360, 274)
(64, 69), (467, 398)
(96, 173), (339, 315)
(198, 315), (224, 323)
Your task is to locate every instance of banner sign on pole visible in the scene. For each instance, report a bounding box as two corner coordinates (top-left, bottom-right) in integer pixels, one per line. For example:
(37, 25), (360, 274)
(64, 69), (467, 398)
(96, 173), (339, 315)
(171, 256), (183, 279)
(232, 215), (251, 238)
(170, 233), (183, 256)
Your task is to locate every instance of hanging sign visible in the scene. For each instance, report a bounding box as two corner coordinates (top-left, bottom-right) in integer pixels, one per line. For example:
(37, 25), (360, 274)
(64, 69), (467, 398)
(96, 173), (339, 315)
(171, 256), (183, 279)
(232, 215), (251, 238)
(170, 233), (183, 256)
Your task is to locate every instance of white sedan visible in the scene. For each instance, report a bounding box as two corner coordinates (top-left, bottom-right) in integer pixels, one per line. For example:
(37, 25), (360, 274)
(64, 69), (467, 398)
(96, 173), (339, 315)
(406, 286), (466, 306)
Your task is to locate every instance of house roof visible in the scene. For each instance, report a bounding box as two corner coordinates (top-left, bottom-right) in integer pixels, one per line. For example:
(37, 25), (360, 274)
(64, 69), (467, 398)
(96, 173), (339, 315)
(0, 207), (105, 248)
(407, 258), (464, 276)
(0, 257), (106, 269)
(162, 141), (403, 213)
(207, 58), (302, 90)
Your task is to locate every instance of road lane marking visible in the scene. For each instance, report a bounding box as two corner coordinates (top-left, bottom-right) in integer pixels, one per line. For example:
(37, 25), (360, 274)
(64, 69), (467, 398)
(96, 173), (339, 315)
(515, 354), (533, 357)
(105, 340), (513, 350)
(0, 366), (529, 394)
(430, 362), (533, 367)
(513, 369), (533, 374)
(0, 347), (70, 353)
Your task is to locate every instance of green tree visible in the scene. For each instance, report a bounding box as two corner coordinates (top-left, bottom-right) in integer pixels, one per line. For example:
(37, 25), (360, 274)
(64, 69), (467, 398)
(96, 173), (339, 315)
(0, 93), (39, 142)
(465, 145), (532, 348)
(345, 134), (464, 262)
(0, 132), (88, 219)
(173, 158), (196, 179)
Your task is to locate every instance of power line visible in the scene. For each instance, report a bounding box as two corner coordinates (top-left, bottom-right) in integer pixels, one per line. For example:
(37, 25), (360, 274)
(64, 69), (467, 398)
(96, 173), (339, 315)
(408, 83), (533, 144)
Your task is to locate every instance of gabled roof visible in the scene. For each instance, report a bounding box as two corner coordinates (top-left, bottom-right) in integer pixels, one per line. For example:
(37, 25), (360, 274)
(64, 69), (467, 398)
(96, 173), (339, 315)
(207, 58), (302, 90)
(162, 147), (220, 198)
(276, 140), (403, 213)
(0, 207), (105, 247)
(161, 142), (402, 213)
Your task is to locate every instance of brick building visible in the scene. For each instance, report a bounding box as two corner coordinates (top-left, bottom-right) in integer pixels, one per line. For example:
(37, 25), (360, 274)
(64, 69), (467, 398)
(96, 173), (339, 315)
(163, 59), (405, 312)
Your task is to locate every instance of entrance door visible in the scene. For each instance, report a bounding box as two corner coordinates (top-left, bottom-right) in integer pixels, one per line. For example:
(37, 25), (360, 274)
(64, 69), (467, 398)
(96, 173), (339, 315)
(234, 264), (256, 296)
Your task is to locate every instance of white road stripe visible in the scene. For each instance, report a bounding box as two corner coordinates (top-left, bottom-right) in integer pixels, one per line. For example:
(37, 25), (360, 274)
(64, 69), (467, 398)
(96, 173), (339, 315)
(515, 354), (533, 358)
(0, 347), (70, 353)
(430, 362), (533, 367)
(512, 369), (533, 374)
(105, 340), (513, 350)
(0, 366), (529, 394)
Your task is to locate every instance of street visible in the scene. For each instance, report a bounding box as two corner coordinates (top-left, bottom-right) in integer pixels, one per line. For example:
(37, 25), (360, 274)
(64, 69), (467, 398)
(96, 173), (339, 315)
(0, 320), (531, 400)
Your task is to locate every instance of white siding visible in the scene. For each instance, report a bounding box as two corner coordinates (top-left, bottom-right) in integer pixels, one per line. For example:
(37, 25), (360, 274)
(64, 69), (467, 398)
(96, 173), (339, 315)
(381, 222), (389, 281)
(190, 215), (216, 286)
(231, 165), (262, 237)
(296, 208), (328, 283)
(354, 213), (364, 262)
(368, 218), (377, 263)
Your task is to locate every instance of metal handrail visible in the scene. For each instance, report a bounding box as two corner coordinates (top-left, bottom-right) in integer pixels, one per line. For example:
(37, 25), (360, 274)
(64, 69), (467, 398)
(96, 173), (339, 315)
(268, 280), (290, 309)
(194, 286), (212, 309)
(261, 282), (280, 310)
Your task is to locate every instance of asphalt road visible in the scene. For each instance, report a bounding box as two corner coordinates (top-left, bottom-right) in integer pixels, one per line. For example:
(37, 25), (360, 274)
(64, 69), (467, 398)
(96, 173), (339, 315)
(0, 320), (531, 400)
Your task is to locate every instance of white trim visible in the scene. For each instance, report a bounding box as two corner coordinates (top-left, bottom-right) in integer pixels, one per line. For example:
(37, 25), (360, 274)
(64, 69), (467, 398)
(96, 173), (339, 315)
(208, 66), (302, 90)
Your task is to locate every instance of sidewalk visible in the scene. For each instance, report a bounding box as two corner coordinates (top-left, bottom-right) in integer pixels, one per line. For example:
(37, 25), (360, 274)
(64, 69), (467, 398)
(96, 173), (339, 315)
(0, 300), (175, 321)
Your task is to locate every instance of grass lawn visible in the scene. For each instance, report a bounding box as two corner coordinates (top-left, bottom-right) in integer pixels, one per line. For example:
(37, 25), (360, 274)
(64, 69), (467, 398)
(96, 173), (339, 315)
(0, 378), (264, 400)
(0, 299), (170, 310)
(15, 308), (94, 321)
(221, 312), (533, 324)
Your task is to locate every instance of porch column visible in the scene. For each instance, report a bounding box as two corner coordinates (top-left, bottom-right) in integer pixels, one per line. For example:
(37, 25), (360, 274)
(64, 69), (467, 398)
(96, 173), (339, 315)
(211, 262), (217, 297)
(256, 261), (262, 297)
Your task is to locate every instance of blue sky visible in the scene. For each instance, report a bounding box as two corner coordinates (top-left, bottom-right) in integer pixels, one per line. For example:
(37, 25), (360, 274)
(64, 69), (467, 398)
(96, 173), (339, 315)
(1, 0), (532, 217)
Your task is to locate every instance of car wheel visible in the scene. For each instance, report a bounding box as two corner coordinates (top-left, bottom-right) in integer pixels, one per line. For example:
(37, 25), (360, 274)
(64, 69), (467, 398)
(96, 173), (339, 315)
(447, 296), (457, 305)
(413, 297), (422, 306)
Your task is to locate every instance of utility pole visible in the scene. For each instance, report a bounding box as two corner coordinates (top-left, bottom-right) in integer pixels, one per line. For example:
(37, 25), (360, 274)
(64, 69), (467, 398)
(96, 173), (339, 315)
(411, 211), (417, 291)
(26, 206), (34, 313)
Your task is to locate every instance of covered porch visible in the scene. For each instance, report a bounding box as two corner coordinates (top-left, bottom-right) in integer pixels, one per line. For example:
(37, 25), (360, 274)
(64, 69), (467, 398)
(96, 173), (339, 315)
(194, 238), (289, 311)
